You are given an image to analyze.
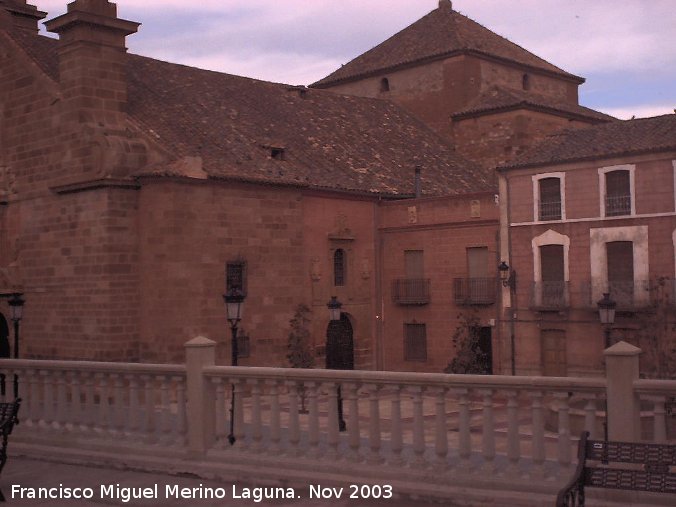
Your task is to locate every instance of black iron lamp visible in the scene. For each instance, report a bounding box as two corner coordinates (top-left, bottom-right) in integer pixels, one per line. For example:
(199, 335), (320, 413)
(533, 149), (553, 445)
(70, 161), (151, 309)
(597, 292), (616, 348)
(326, 296), (346, 431)
(498, 261), (516, 290)
(223, 288), (245, 445)
(498, 262), (517, 375)
(8, 293), (24, 398)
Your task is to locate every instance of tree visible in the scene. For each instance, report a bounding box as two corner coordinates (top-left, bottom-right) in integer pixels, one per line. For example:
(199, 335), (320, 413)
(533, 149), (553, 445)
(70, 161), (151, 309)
(444, 310), (489, 375)
(287, 304), (315, 411)
(634, 278), (676, 379)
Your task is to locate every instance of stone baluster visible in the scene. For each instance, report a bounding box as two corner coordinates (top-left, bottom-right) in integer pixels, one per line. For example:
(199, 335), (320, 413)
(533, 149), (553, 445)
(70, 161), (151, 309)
(287, 382), (301, 456)
(268, 380), (281, 455)
(40, 369), (54, 429)
(368, 384), (382, 464)
(127, 374), (140, 438)
(389, 386), (403, 466)
(650, 395), (667, 443)
(175, 376), (187, 445)
(411, 386), (426, 466)
(434, 387), (448, 467)
(325, 382), (339, 459)
(506, 390), (521, 476)
(457, 389), (472, 470)
(250, 379), (263, 452)
(346, 382), (360, 461)
(582, 395), (598, 440)
(159, 375), (171, 444)
(26, 369), (39, 428)
(213, 378), (227, 448)
(68, 371), (82, 431)
(142, 374), (155, 442)
(55, 370), (67, 430)
(233, 379), (246, 447)
(480, 389), (495, 472)
(112, 373), (125, 436)
(97, 373), (109, 434)
(555, 392), (572, 467)
(83, 372), (95, 433)
(306, 381), (320, 458)
(529, 391), (546, 479)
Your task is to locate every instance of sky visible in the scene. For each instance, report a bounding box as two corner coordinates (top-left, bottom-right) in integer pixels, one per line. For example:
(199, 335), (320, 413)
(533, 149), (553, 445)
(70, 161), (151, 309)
(34, 0), (675, 120)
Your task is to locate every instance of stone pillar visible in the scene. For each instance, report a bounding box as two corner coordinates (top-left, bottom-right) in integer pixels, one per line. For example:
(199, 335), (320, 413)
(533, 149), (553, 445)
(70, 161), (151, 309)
(604, 341), (641, 442)
(185, 336), (216, 456)
(0, 1), (46, 33)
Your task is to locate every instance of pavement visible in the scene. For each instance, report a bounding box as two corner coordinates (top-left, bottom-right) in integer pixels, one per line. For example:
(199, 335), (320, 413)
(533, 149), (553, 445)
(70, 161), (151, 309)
(2, 456), (448, 507)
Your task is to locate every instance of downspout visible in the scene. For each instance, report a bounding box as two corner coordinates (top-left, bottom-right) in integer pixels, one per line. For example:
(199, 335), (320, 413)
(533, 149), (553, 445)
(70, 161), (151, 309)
(374, 195), (384, 370)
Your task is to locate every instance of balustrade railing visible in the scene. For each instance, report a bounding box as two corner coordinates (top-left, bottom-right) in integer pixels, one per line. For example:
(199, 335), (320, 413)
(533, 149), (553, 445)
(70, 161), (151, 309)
(0, 338), (672, 501)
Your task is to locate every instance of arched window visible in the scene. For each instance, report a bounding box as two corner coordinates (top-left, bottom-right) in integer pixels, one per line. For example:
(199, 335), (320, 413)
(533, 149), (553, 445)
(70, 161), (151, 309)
(522, 73), (530, 91)
(380, 77), (390, 93)
(334, 249), (346, 286)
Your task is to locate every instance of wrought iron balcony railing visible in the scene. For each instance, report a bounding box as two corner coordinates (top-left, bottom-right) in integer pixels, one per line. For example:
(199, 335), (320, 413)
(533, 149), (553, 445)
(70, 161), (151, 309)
(453, 277), (497, 305)
(538, 201), (562, 221)
(391, 278), (431, 305)
(583, 280), (650, 310)
(530, 281), (569, 309)
(605, 194), (631, 216)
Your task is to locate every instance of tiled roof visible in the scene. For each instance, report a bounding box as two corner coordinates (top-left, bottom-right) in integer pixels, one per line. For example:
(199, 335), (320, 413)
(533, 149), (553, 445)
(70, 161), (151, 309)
(8, 30), (495, 196)
(452, 86), (615, 123)
(499, 114), (676, 170)
(312, 1), (581, 88)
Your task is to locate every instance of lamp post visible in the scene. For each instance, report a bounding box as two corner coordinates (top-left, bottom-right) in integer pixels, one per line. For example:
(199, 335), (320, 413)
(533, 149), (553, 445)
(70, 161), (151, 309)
(326, 296), (346, 432)
(597, 292), (616, 441)
(597, 292), (616, 349)
(8, 293), (25, 399)
(498, 262), (517, 375)
(223, 288), (245, 445)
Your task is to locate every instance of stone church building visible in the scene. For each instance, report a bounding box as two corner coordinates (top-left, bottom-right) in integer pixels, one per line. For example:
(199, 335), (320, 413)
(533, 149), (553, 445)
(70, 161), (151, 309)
(2, 0), (672, 375)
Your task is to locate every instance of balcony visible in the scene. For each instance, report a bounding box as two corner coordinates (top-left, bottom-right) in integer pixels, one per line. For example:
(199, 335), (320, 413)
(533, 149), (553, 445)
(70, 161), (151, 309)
(530, 281), (570, 309)
(583, 280), (651, 310)
(453, 277), (497, 305)
(392, 278), (430, 305)
(538, 200), (562, 221)
(605, 194), (631, 216)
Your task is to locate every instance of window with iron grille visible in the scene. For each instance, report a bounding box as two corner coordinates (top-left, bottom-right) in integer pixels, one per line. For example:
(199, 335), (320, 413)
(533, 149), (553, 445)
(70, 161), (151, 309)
(404, 323), (427, 362)
(605, 170), (631, 216)
(236, 332), (250, 358)
(539, 177), (562, 220)
(334, 249), (346, 286)
(226, 261), (247, 295)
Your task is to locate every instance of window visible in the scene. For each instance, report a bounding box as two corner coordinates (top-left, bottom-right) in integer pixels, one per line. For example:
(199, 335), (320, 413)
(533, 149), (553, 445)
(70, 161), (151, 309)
(405, 250), (424, 279)
(538, 177), (562, 220)
(333, 248), (346, 286)
(537, 244), (567, 307)
(522, 73), (530, 91)
(606, 241), (634, 306)
(532, 173), (565, 222)
(605, 170), (631, 216)
(270, 147), (285, 161)
(236, 331), (250, 358)
(404, 322), (427, 361)
(380, 77), (390, 93)
(226, 261), (247, 295)
(599, 164), (635, 217)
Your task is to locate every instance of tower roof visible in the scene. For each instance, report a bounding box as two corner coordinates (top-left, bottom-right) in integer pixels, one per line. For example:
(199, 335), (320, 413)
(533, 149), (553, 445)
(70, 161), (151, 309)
(313, 0), (583, 88)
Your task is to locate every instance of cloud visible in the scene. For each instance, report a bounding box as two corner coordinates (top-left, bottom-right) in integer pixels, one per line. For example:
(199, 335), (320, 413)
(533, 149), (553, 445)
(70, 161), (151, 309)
(600, 105), (675, 121)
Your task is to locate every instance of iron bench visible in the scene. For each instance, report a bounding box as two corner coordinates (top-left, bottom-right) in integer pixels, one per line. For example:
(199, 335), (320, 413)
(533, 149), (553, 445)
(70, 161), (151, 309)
(556, 431), (676, 506)
(0, 399), (20, 503)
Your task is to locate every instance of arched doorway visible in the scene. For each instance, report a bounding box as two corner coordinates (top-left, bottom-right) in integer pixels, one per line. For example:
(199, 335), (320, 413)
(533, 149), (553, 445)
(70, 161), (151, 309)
(325, 313), (354, 371)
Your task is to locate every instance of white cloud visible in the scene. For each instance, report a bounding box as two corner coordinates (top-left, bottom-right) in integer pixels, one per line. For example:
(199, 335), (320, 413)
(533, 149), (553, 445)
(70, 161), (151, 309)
(601, 105), (675, 121)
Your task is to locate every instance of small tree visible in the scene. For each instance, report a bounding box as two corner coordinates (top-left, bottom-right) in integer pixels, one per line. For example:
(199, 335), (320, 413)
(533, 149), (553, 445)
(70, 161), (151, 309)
(444, 311), (489, 375)
(635, 278), (676, 379)
(287, 304), (315, 411)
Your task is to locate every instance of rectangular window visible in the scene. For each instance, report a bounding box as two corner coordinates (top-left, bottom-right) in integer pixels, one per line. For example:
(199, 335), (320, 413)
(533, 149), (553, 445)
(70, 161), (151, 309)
(404, 323), (427, 362)
(538, 244), (566, 307)
(606, 241), (634, 306)
(539, 177), (562, 220)
(404, 250), (424, 278)
(226, 261), (247, 295)
(605, 170), (631, 216)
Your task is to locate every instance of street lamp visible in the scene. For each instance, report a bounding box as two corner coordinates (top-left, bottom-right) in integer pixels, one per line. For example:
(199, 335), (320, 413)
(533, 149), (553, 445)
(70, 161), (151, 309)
(597, 292), (616, 349)
(8, 293), (25, 398)
(326, 296), (346, 432)
(498, 262), (517, 375)
(223, 288), (245, 445)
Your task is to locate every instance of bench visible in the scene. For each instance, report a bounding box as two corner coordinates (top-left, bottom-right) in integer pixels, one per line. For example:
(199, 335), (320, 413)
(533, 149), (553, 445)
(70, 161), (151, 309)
(0, 399), (20, 503)
(556, 431), (676, 506)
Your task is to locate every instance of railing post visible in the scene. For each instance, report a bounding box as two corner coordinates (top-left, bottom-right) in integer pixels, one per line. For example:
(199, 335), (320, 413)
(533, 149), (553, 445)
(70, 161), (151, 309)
(185, 336), (216, 455)
(604, 341), (641, 442)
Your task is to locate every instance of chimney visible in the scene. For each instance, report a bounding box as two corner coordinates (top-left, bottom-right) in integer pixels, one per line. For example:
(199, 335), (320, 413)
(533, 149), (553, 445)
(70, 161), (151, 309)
(0, 1), (46, 32)
(44, 0), (140, 126)
(414, 165), (422, 198)
(438, 0), (453, 11)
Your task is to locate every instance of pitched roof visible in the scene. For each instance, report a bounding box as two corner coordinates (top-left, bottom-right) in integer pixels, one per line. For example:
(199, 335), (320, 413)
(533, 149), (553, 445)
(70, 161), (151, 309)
(7, 30), (495, 196)
(452, 86), (615, 123)
(312, 0), (581, 88)
(499, 114), (676, 170)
